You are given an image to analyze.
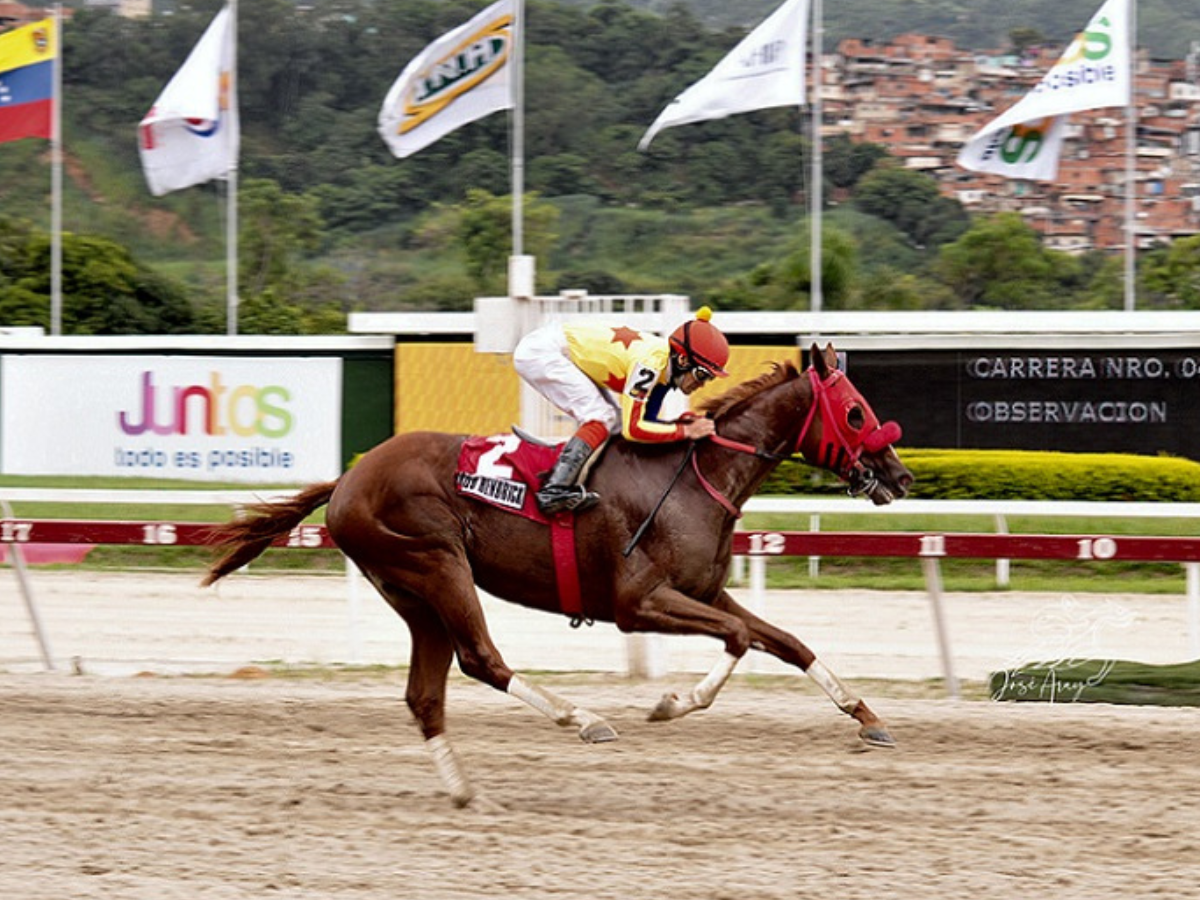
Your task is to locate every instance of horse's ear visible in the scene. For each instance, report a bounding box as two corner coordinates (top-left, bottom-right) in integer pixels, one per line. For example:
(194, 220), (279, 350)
(810, 342), (836, 377)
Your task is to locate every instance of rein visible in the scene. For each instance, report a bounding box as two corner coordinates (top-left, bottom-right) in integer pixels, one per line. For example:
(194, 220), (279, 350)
(625, 362), (902, 551)
(622, 443), (696, 557)
(708, 434), (784, 461)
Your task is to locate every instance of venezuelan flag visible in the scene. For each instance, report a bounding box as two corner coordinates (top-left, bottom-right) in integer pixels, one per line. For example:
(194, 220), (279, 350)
(0, 19), (58, 144)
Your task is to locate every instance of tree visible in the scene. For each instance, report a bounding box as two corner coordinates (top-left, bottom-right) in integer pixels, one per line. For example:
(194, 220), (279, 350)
(824, 134), (889, 190)
(1140, 235), (1200, 308)
(932, 212), (1086, 308)
(854, 163), (969, 249)
(239, 178), (325, 297)
(0, 217), (194, 334)
(856, 268), (957, 309)
(709, 224), (859, 310)
(1009, 27), (1045, 55)
(456, 189), (560, 292)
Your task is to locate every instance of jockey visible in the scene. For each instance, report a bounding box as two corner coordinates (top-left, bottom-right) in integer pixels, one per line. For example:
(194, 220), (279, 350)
(513, 306), (730, 515)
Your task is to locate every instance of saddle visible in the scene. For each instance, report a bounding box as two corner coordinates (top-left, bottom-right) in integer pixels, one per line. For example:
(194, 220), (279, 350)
(455, 432), (587, 620)
(454, 432), (564, 523)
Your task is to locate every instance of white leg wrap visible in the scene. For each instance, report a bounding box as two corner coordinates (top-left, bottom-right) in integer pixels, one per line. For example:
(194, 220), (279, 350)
(425, 734), (473, 807)
(691, 651), (740, 710)
(508, 673), (612, 737)
(508, 674), (578, 726)
(651, 651), (741, 721)
(807, 659), (860, 713)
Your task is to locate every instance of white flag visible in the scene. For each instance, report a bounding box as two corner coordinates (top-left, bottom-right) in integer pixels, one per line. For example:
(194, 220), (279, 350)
(957, 0), (1130, 180)
(956, 115), (1070, 182)
(138, 7), (238, 197)
(638, 0), (809, 151)
(378, 0), (515, 159)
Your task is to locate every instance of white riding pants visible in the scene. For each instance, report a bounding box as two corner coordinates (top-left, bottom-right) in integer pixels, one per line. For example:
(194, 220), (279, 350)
(513, 323), (621, 433)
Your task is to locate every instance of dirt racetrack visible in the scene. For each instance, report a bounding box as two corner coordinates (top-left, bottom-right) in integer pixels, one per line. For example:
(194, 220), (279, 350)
(3, 670), (1199, 900)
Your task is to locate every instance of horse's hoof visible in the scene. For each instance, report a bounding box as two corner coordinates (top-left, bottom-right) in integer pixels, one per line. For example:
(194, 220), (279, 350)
(580, 720), (619, 743)
(858, 724), (896, 748)
(647, 692), (683, 722)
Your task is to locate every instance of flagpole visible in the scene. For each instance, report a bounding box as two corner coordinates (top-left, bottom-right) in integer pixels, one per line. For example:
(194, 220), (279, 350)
(511, 0), (525, 259)
(809, 0), (823, 315)
(1123, 0), (1137, 312)
(226, 157), (238, 335)
(226, 0), (239, 335)
(50, 4), (62, 335)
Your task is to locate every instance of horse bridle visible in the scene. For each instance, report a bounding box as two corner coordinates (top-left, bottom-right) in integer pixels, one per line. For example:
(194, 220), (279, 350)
(702, 365), (903, 503)
(626, 364), (903, 552)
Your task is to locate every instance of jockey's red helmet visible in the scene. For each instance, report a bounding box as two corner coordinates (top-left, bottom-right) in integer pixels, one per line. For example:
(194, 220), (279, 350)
(669, 306), (730, 378)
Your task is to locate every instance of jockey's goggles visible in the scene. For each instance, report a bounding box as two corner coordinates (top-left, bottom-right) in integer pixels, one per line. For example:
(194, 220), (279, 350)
(691, 365), (716, 383)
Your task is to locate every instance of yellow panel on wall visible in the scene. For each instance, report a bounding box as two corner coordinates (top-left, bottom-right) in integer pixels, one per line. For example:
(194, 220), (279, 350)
(392, 342), (799, 436)
(724, 345), (802, 384)
(395, 343), (521, 435)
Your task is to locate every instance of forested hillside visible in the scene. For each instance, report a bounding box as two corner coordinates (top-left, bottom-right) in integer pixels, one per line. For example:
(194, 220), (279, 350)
(0, 0), (1194, 333)
(580, 0), (1200, 60)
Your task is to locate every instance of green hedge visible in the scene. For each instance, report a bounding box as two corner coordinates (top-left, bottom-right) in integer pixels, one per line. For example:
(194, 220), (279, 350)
(760, 449), (1200, 502)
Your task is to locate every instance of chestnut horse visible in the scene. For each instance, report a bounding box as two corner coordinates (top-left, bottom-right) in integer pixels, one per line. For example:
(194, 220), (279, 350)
(203, 344), (912, 808)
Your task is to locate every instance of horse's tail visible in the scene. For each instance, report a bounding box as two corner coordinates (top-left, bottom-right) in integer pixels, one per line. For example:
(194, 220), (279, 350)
(201, 480), (339, 587)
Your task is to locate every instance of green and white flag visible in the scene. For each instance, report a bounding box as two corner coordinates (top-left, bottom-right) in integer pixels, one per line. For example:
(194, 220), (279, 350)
(956, 115), (1071, 182)
(957, 0), (1131, 181)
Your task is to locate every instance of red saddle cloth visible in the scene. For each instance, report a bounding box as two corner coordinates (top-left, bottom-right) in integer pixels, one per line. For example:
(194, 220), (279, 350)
(455, 434), (560, 523)
(455, 434), (585, 619)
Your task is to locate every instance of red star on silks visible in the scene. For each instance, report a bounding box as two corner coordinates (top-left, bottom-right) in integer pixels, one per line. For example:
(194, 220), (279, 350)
(609, 326), (642, 348)
(604, 373), (625, 391)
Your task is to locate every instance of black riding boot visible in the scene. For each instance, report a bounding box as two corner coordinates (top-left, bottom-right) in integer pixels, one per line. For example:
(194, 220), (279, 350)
(536, 436), (600, 514)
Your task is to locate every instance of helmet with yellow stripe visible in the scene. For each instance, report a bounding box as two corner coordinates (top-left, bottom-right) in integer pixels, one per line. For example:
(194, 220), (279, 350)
(669, 306), (730, 382)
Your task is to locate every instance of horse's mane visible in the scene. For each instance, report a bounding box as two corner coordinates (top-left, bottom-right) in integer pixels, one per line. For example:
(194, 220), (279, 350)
(694, 359), (801, 420)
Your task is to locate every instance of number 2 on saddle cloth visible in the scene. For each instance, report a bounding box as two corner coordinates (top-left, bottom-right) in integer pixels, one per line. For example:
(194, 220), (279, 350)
(454, 434), (589, 622)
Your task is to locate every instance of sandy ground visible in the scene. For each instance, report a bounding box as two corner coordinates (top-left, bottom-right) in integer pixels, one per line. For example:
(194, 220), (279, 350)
(2, 570), (1200, 899)
(2, 672), (1199, 900)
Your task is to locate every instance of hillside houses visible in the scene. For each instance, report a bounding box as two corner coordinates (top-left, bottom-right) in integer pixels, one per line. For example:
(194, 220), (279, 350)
(824, 34), (1200, 253)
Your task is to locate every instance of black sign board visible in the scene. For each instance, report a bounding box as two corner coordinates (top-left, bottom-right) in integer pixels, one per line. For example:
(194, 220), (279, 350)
(842, 349), (1200, 458)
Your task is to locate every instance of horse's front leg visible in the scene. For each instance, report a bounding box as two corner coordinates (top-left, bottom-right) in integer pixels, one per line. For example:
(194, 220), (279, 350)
(712, 590), (895, 748)
(614, 586), (753, 721)
(647, 650), (740, 721)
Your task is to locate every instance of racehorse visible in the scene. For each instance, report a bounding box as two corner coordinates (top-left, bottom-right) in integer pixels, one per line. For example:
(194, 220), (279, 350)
(203, 343), (913, 808)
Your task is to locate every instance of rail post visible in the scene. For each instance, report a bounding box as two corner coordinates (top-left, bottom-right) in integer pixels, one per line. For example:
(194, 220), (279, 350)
(920, 556), (961, 700)
(1187, 563), (1200, 659)
(2, 499), (55, 671)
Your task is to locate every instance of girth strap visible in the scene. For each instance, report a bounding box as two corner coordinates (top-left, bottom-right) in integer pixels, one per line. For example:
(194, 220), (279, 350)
(550, 514), (583, 619)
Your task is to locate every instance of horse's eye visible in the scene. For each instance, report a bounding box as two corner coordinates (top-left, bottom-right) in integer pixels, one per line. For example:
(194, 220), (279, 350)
(846, 406), (865, 430)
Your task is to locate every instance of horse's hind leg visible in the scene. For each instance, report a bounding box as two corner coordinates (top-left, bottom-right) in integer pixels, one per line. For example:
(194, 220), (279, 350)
(712, 590), (895, 748)
(372, 579), (480, 807)
(506, 673), (618, 744)
(379, 556), (617, 745)
(439, 568), (619, 744)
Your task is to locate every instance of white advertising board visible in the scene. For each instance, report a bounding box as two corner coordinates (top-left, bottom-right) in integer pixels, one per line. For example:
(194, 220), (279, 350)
(0, 355), (342, 482)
